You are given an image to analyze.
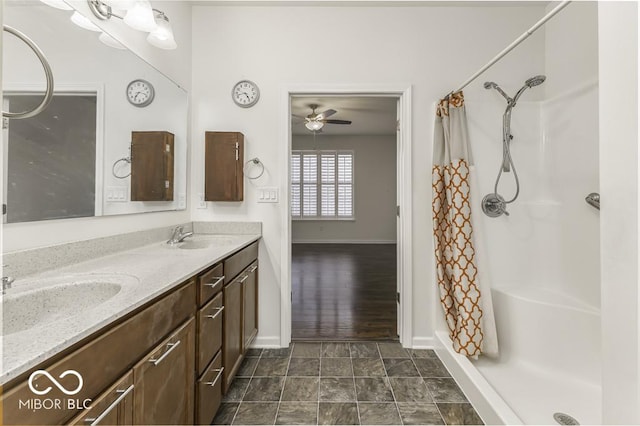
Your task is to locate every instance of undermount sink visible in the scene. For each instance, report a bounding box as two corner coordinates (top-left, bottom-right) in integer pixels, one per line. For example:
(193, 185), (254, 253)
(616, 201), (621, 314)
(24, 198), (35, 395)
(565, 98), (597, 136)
(2, 275), (134, 336)
(177, 240), (214, 250)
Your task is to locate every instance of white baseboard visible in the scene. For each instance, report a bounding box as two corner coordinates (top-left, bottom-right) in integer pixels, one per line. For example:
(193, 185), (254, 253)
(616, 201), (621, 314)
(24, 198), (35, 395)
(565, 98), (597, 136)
(250, 336), (282, 348)
(292, 240), (397, 244)
(411, 336), (435, 349)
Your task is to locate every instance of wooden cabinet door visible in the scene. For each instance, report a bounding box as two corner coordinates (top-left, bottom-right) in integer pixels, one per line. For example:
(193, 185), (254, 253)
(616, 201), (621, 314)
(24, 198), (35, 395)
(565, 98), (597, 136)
(133, 318), (195, 425)
(243, 261), (259, 351)
(204, 132), (244, 201)
(195, 351), (223, 425)
(131, 131), (174, 201)
(68, 372), (134, 425)
(223, 278), (243, 392)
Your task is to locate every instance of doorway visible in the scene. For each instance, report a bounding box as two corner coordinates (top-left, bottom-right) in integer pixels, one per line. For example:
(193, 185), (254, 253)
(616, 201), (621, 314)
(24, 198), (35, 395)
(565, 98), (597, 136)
(290, 96), (397, 340)
(279, 86), (413, 347)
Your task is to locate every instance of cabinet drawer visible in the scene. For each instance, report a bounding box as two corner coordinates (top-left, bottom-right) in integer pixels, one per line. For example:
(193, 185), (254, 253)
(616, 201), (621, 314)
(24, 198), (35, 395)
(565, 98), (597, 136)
(1, 280), (196, 425)
(197, 292), (223, 376)
(198, 262), (224, 307)
(133, 318), (195, 425)
(68, 371), (134, 425)
(224, 241), (258, 284)
(195, 351), (223, 426)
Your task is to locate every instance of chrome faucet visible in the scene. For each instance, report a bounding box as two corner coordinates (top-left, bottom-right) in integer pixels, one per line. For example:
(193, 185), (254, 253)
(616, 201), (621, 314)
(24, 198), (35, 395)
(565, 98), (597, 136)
(167, 226), (193, 245)
(2, 276), (14, 294)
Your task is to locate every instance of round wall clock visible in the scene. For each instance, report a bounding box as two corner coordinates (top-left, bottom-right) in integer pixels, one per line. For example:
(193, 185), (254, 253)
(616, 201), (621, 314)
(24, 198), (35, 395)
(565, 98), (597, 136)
(126, 79), (155, 107)
(232, 80), (260, 108)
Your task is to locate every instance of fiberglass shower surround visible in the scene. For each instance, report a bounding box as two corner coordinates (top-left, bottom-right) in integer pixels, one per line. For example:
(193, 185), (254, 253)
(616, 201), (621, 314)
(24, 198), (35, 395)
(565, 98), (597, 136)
(481, 75), (546, 218)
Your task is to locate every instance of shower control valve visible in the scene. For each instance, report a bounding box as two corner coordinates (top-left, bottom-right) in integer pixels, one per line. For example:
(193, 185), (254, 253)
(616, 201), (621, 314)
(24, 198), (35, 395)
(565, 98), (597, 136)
(482, 193), (509, 218)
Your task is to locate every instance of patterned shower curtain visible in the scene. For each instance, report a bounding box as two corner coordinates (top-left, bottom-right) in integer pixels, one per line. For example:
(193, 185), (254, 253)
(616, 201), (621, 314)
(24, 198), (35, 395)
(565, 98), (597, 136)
(432, 92), (497, 357)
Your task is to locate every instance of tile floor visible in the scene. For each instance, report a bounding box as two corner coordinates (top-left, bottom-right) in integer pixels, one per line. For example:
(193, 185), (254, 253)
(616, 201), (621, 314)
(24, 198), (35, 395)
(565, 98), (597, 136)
(213, 342), (483, 425)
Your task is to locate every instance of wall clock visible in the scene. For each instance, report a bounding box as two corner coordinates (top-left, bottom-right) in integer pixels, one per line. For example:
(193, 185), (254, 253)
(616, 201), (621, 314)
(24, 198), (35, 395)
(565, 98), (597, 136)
(232, 80), (260, 108)
(126, 79), (155, 107)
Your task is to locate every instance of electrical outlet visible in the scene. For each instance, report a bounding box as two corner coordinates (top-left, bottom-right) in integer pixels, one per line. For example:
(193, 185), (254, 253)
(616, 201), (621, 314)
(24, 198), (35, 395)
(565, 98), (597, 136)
(178, 193), (186, 209)
(197, 193), (207, 209)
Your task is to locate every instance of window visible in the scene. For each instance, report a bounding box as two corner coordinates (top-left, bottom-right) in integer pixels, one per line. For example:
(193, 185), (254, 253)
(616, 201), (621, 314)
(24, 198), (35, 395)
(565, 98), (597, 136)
(291, 150), (354, 219)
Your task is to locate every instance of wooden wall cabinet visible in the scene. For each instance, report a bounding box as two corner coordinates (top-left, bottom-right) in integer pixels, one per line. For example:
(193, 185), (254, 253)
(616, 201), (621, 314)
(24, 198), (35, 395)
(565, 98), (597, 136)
(204, 132), (244, 201)
(131, 131), (174, 201)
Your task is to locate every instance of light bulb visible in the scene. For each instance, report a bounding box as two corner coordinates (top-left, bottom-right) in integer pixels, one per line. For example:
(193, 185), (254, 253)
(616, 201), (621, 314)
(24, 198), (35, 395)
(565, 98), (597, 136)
(71, 11), (102, 32)
(99, 32), (126, 50)
(305, 121), (324, 131)
(146, 12), (177, 50)
(39, 0), (73, 10)
(123, 0), (157, 32)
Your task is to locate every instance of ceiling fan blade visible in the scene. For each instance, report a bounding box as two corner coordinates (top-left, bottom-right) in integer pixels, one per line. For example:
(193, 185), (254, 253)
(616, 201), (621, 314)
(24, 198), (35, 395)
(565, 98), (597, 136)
(323, 119), (352, 125)
(291, 114), (306, 119)
(317, 109), (337, 120)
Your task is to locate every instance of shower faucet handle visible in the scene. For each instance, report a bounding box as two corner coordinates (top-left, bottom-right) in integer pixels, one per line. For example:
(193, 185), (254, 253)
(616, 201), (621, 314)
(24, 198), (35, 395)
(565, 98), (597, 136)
(482, 193), (509, 218)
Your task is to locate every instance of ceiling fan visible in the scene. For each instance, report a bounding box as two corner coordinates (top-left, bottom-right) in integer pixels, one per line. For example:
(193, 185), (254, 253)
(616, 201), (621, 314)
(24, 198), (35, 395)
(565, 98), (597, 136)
(294, 104), (352, 132)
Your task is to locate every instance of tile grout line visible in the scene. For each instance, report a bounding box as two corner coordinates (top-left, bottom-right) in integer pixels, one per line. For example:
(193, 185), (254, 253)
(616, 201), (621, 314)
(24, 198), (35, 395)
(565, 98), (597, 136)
(351, 342), (362, 426)
(228, 350), (262, 425)
(409, 351), (448, 425)
(380, 343), (405, 426)
(273, 344), (295, 425)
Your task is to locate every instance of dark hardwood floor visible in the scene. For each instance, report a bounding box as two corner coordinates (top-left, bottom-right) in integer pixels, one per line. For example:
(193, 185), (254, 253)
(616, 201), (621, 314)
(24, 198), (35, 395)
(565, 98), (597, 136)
(291, 243), (397, 341)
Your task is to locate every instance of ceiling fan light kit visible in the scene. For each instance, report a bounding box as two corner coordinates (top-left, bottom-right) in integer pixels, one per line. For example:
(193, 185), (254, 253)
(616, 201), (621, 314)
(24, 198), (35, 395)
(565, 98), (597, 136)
(297, 103), (352, 133)
(305, 120), (324, 132)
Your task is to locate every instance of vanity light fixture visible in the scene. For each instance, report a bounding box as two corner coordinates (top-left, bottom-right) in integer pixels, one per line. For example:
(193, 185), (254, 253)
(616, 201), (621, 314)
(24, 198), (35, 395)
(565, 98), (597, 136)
(86, 0), (177, 50)
(70, 11), (102, 32)
(146, 11), (177, 50)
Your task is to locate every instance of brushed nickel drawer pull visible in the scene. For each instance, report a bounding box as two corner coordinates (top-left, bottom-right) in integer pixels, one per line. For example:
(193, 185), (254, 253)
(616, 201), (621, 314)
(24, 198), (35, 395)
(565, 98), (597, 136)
(84, 384), (134, 425)
(204, 367), (224, 387)
(249, 265), (258, 273)
(239, 275), (248, 283)
(149, 340), (181, 366)
(205, 276), (225, 288)
(205, 306), (224, 320)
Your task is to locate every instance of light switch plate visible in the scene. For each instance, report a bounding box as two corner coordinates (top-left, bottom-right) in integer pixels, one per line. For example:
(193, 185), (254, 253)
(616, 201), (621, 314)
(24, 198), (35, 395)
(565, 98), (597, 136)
(106, 186), (128, 202)
(257, 187), (279, 203)
(197, 193), (207, 209)
(178, 193), (186, 209)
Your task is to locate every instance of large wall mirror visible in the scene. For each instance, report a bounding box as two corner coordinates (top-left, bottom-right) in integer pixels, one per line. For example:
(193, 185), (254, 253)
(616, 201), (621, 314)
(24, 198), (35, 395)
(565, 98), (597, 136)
(2, 1), (188, 224)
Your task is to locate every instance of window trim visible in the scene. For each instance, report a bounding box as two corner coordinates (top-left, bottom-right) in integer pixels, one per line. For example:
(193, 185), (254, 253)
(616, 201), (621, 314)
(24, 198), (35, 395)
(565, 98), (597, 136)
(291, 149), (354, 221)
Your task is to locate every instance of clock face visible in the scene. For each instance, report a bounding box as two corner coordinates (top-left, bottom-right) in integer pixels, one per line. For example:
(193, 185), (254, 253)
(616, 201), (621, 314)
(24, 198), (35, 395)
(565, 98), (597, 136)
(127, 79), (155, 107)
(232, 80), (260, 108)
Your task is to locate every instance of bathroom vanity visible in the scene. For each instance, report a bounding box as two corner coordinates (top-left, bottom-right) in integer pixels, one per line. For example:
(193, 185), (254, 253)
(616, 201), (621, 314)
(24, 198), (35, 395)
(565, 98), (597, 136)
(1, 226), (260, 425)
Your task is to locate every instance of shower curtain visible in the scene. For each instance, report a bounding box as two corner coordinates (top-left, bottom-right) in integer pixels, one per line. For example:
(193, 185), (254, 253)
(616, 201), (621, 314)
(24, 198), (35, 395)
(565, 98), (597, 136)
(432, 92), (498, 357)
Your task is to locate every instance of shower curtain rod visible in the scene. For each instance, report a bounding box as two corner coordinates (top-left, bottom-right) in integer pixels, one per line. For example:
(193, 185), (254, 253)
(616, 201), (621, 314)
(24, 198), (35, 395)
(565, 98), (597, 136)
(443, 0), (571, 99)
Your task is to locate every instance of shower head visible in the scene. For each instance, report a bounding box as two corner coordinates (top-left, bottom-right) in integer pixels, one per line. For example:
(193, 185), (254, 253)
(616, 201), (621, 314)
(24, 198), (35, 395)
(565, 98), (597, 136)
(484, 81), (511, 102)
(525, 75), (546, 88)
(512, 75), (546, 104)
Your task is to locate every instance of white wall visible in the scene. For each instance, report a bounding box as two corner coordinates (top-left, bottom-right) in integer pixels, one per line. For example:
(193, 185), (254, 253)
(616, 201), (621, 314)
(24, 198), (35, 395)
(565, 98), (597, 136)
(598, 2), (639, 423)
(540, 1), (599, 307)
(190, 4), (547, 346)
(2, 0), (193, 252)
(292, 134), (396, 243)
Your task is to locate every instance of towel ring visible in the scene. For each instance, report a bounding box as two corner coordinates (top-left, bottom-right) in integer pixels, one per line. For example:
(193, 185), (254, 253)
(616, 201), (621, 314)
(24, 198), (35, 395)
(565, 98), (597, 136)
(112, 157), (131, 179)
(244, 157), (265, 180)
(2, 25), (55, 120)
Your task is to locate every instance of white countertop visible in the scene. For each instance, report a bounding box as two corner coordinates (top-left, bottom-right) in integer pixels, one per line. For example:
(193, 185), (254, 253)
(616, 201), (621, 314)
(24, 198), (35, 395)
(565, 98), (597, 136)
(0, 233), (261, 384)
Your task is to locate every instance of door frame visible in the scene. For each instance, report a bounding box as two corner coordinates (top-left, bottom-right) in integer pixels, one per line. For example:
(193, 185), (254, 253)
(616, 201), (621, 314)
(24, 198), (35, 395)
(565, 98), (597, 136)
(279, 84), (413, 347)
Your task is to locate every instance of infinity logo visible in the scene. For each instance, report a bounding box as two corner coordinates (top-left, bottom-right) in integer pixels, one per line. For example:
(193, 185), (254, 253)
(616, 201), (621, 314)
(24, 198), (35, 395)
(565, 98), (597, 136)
(28, 370), (84, 396)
